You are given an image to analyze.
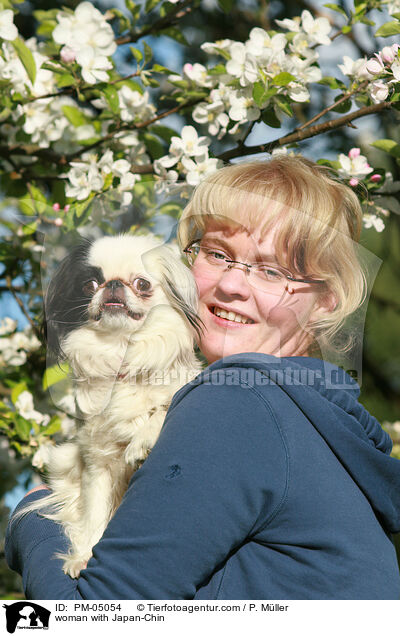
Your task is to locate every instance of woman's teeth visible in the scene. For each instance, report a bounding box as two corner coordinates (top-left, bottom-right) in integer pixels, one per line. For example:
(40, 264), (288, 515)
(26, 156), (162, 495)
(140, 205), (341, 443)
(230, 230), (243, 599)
(213, 307), (253, 324)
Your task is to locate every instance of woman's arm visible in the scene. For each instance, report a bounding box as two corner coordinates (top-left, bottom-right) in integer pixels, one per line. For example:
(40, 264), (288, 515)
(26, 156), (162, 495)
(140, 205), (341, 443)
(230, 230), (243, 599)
(6, 370), (288, 599)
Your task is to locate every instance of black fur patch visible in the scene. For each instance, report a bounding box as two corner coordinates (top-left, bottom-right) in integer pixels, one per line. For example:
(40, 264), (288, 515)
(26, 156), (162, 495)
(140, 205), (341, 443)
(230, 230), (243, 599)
(43, 240), (104, 359)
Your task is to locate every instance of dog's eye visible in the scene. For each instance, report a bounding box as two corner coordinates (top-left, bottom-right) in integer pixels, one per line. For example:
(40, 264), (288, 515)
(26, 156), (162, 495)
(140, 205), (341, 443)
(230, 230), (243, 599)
(133, 277), (152, 295)
(82, 280), (99, 296)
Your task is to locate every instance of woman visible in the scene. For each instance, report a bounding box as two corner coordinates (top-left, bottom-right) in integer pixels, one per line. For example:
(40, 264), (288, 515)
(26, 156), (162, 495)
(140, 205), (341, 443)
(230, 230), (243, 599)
(6, 156), (400, 599)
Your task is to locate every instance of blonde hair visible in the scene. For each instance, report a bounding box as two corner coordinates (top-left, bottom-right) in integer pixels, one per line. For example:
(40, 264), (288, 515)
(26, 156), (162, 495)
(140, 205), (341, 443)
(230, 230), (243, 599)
(178, 155), (367, 354)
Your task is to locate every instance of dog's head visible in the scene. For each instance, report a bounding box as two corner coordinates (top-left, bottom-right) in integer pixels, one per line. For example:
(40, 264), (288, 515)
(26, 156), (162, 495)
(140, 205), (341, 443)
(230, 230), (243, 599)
(44, 234), (201, 359)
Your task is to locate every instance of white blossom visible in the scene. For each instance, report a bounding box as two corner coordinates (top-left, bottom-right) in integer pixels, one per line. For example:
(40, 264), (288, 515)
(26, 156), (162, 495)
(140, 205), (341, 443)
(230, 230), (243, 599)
(369, 80), (389, 103)
(301, 10), (331, 46)
(0, 10), (18, 41)
(15, 391), (50, 425)
(32, 441), (53, 469)
(75, 46), (113, 84)
(118, 85), (155, 123)
(363, 213), (385, 232)
(391, 60), (400, 82)
(246, 28), (286, 63)
(166, 126), (210, 164)
(385, 0), (400, 15)
(183, 63), (214, 88)
(181, 154), (220, 186)
(226, 42), (258, 87)
(192, 101), (229, 138)
(338, 148), (373, 182)
(338, 56), (372, 81)
(0, 317), (17, 335)
(228, 89), (260, 122)
(201, 39), (233, 55)
(65, 162), (104, 200)
(53, 1), (116, 58)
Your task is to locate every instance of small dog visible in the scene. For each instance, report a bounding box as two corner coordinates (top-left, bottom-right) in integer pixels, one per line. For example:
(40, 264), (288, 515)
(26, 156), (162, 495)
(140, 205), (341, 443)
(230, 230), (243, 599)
(22, 233), (201, 578)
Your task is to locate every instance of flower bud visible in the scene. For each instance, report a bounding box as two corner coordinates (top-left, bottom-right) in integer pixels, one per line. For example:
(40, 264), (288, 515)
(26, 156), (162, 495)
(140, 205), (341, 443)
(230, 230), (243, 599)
(381, 46), (396, 64)
(366, 57), (384, 75)
(52, 203), (60, 211)
(60, 46), (76, 64)
(349, 177), (359, 187)
(370, 174), (382, 183)
(348, 148), (360, 159)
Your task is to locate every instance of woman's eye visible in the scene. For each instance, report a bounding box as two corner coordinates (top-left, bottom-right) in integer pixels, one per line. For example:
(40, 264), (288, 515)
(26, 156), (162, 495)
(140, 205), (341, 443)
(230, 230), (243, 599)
(259, 267), (284, 281)
(82, 280), (99, 296)
(205, 249), (227, 262)
(133, 277), (152, 294)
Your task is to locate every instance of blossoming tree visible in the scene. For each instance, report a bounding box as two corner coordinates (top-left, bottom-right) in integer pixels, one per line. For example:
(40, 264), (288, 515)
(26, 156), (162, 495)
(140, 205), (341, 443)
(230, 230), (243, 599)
(0, 0), (400, 593)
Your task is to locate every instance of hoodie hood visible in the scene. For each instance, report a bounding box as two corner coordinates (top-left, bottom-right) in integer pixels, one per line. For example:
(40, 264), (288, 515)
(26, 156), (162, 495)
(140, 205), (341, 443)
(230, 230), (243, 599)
(205, 353), (400, 534)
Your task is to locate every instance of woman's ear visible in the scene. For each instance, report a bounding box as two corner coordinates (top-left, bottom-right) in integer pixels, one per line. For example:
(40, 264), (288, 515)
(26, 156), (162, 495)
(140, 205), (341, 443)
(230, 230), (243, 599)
(312, 289), (337, 318)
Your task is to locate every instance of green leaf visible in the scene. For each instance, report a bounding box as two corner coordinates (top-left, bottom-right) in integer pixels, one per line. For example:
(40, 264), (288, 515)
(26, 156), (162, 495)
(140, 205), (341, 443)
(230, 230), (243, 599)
(152, 63), (176, 75)
(253, 81), (269, 107)
(149, 124), (177, 144)
(56, 73), (76, 88)
(11, 39), (36, 86)
(145, 0), (160, 12)
(375, 21), (400, 38)
(11, 381), (28, 406)
(272, 72), (296, 86)
(159, 203), (184, 218)
(218, 0), (234, 13)
(371, 139), (400, 159)
(341, 25), (352, 34)
(262, 108), (281, 128)
(208, 64), (227, 75)
(104, 85), (120, 115)
(162, 26), (189, 45)
(22, 220), (38, 235)
(143, 41), (153, 64)
(274, 96), (293, 117)
(331, 96), (352, 113)
(42, 362), (70, 390)
(41, 415), (61, 436)
(125, 0), (141, 21)
(130, 46), (143, 63)
(323, 3), (347, 17)
(143, 133), (165, 160)
(318, 76), (346, 90)
(14, 416), (31, 442)
(62, 105), (88, 127)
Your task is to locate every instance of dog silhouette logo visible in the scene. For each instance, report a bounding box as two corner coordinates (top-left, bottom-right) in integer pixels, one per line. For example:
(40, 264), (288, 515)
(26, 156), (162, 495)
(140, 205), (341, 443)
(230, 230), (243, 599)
(3, 602), (50, 633)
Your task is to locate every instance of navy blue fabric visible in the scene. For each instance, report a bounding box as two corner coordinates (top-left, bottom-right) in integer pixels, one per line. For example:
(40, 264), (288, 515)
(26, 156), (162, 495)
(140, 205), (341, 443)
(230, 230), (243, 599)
(6, 354), (400, 599)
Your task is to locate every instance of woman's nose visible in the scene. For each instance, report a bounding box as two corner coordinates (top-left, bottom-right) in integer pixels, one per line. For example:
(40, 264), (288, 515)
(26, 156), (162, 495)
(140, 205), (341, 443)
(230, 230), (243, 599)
(215, 263), (252, 299)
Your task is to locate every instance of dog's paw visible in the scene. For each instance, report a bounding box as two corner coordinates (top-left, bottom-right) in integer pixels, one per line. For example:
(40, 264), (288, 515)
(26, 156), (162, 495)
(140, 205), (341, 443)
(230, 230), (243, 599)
(62, 555), (90, 579)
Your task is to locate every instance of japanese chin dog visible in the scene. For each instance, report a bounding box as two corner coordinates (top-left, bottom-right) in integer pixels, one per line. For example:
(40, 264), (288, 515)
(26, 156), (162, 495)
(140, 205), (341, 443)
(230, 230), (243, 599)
(21, 233), (201, 578)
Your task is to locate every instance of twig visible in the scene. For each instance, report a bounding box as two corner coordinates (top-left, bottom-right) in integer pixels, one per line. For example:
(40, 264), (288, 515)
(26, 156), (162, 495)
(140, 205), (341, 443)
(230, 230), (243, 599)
(217, 101), (392, 162)
(115, 0), (195, 46)
(297, 81), (369, 131)
(5, 275), (41, 339)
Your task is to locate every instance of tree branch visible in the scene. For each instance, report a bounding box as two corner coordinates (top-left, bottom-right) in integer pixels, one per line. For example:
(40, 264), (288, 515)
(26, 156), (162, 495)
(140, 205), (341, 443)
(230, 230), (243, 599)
(115, 0), (195, 46)
(217, 101), (392, 162)
(5, 275), (40, 339)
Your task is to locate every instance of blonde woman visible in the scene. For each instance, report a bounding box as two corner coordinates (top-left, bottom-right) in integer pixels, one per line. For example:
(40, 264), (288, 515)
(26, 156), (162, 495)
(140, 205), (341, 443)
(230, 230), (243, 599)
(6, 156), (400, 599)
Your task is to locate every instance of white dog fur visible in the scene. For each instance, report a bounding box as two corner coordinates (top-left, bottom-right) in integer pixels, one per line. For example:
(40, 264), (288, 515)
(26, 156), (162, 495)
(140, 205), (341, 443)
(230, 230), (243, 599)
(20, 234), (201, 578)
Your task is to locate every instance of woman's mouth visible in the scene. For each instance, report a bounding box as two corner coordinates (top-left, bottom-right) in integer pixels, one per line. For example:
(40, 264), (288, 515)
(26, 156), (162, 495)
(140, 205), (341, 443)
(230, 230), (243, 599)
(210, 305), (255, 325)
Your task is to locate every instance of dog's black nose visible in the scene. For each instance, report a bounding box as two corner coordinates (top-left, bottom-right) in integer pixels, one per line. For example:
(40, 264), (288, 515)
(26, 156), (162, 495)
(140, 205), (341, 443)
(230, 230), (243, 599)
(106, 279), (124, 292)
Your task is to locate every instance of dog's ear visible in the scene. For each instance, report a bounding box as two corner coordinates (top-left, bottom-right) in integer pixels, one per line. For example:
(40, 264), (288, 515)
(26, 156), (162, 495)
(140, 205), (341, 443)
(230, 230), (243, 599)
(154, 245), (203, 338)
(44, 239), (93, 359)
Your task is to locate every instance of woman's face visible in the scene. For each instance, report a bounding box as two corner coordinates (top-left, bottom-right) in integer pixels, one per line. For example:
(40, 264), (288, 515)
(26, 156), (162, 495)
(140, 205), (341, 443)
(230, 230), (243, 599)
(192, 223), (325, 363)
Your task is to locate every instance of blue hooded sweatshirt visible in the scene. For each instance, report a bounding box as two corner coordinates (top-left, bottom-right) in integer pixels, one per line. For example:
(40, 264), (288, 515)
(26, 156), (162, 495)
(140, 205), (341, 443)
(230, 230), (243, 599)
(5, 354), (400, 599)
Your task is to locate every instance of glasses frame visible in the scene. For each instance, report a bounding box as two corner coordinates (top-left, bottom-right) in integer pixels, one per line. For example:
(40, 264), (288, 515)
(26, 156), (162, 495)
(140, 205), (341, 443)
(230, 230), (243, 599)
(183, 242), (325, 286)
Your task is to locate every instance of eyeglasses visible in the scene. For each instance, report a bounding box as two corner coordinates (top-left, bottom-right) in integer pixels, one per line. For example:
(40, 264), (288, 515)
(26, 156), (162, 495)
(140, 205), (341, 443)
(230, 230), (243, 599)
(183, 242), (325, 293)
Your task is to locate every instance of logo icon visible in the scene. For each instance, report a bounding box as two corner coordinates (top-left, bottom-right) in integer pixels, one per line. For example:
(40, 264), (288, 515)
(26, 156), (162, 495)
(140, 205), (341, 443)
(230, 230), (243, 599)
(3, 602), (51, 634)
